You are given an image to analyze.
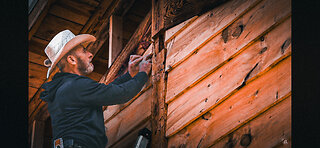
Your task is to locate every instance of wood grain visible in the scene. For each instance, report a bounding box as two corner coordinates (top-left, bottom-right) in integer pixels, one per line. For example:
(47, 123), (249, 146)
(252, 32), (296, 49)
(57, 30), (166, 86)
(29, 62), (47, 89)
(105, 88), (152, 146)
(29, 36), (48, 56)
(166, 17), (291, 137)
(29, 51), (47, 66)
(28, 88), (45, 117)
(29, 87), (39, 102)
(165, 0), (261, 72)
(28, 0), (57, 40)
(109, 15), (123, 67)
(167, 56), (291, 147)
(79, 0), (113, 33)
(164, 16), (198, 44)
(150, 37), (168, 147)
(166, 0), (291, 103)
(30, 120), (45, 148)
(49, 3), (90, 25)
(151, 0), (165, 38)
(110, 121), (151, 148)
(212, 96), (291, 148)
(28, 0), (48, 30)
(34, 14), (83, 41)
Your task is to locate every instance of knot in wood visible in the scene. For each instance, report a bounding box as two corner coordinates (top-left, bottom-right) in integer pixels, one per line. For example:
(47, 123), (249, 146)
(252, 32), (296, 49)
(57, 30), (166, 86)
(240, 133), (252, 146)
(232, 24), (244, 38)
(201, 112), (212, 120)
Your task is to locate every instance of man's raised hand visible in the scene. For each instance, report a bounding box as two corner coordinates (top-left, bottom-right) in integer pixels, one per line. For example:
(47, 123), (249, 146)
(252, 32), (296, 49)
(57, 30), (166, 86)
(139, 53), (152, 75)
(128, 55), (143, 77)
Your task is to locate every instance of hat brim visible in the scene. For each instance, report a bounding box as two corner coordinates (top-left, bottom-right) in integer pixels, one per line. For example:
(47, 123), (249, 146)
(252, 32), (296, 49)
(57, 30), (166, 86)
(46, 34), (96, 78)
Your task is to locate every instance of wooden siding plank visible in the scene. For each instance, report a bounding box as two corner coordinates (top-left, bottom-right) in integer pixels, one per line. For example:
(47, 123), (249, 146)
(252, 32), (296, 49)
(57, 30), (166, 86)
(29, 88), (45, 117)
(29, 51), (47, 66)
(110, 120), (151, 148)
(167, 56), (291, 147)
(29, 62), (47, 89)
(34, 14), (83, 41)
(103, 105), (122, 122)
(212, 96), (291, 148)
(49, 4), (90, 25)
(165, 0), (261, 72)
(164, 16), (198, 44)
(55, 0), (96, 17)
(166, 0), (291, 103)
(29, 36), (48, 56)
(104, 82), (152, 123)
(166, 17), (292, 137)
(105, 88), (152, 146)
(29, 87), (38, 102)
(28, 67), (59, 119)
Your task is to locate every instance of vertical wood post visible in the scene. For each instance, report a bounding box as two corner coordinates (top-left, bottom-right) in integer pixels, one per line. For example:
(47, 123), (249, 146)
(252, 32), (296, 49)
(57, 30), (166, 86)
(30, 120), (45, 148)
(151, 0), (167, 147)
(109, 15), (123, 67)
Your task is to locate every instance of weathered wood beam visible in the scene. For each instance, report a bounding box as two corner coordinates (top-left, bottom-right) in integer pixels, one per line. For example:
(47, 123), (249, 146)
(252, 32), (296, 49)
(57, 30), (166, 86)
(28, 0), (48, 30)
(120, 0), (136, 17)
(109, 15), (123, 67)
(83, 0), (123, 58)
(79, 0), (116, 34)
(150, 37), (168, 147)
(151, 0), (165, 38)
(99, 10), (151, 84)
(163, 0), (228, 30)
(28, 0), (56, 40)
(77, 0), (99, 7)
(150, 0), (168, 146)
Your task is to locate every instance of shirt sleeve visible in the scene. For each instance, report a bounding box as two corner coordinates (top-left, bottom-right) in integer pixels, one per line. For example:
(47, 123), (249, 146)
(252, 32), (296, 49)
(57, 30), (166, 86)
(74, 72), (148, 106)
(110, 72), (132, 85)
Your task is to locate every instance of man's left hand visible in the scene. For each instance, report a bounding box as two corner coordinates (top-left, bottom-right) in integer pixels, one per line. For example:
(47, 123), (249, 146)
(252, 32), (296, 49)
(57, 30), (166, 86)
(129, 55), (143, 77)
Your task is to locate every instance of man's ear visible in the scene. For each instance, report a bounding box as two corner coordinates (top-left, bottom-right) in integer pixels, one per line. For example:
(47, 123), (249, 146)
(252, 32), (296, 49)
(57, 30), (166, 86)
(66, 55), (77, 65)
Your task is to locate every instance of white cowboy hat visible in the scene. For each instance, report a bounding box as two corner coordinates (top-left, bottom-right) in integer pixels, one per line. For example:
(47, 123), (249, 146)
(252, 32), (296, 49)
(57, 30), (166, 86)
(43, 30), (96, 78)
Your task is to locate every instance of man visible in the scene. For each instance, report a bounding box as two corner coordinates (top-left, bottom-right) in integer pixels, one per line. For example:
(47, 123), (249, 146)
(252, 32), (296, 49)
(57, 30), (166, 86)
(40, 30), (151, 148)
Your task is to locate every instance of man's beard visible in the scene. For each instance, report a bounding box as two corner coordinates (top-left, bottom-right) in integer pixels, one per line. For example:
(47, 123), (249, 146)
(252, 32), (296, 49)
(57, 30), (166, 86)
(77, 57), (94, 75)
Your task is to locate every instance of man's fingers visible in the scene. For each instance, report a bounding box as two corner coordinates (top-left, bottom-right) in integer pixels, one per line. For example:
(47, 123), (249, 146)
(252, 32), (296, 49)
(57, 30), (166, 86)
(130, 55), (141, 61)
(143, 53), (153, 61)
(132, 57), (143, 65)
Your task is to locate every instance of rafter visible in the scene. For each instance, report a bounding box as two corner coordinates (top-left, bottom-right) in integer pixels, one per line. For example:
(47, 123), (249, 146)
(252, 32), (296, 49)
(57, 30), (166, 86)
(28, 0), (57, 40)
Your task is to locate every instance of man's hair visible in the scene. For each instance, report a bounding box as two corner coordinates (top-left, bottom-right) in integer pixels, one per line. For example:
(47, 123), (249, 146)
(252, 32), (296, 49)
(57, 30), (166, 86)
(56, 46), (79, 72)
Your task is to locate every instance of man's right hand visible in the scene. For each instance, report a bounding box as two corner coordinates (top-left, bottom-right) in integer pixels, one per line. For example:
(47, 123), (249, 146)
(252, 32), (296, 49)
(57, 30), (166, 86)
(139, 54), (152, 75)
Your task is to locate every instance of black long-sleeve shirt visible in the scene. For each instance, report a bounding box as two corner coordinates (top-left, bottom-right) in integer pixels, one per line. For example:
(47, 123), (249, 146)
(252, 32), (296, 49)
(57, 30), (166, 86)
(40, 72), (148, 148)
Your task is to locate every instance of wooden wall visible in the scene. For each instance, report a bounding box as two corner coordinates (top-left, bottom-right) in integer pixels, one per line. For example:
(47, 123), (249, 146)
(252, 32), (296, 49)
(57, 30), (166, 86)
(103, 45), (153, 148)
(102, 0), (291, 147)
(164, 0), (291, 147)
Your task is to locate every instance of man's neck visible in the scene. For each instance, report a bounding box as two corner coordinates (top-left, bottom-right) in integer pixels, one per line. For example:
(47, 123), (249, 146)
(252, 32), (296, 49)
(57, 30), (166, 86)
(62, 68), (84, 76)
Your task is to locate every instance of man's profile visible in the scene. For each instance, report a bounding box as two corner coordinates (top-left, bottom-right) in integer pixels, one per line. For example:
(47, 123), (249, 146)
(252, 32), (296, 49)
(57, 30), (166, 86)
(40, 30), (151, 148)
